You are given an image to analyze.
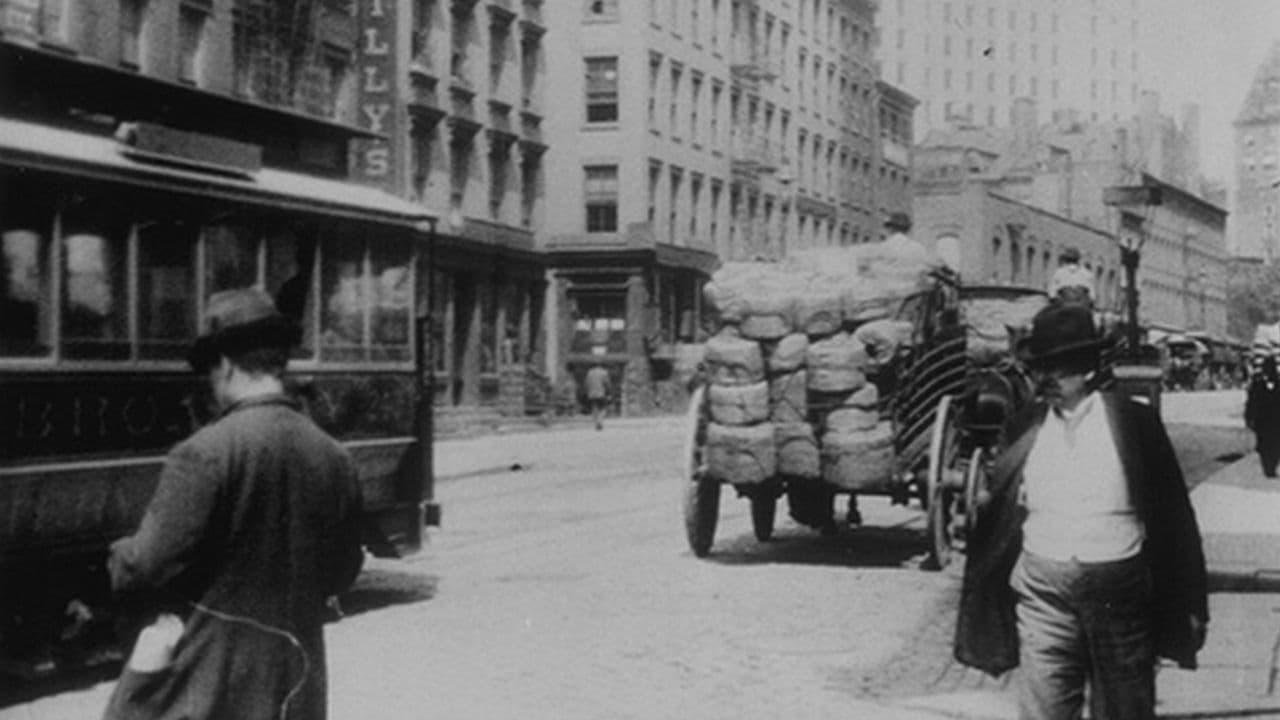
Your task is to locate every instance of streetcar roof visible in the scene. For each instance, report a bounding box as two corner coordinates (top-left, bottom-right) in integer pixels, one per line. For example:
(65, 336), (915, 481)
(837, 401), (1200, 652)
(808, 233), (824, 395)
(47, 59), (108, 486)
(0, 116), (438, 229)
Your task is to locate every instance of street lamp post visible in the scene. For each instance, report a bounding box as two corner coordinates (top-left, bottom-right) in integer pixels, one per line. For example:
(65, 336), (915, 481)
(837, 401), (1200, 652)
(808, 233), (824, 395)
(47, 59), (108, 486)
(1103, 184), (1163, 409)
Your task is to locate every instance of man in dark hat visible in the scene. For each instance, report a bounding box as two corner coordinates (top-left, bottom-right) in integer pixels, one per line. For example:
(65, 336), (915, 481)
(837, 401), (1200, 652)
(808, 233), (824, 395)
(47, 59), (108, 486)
(955, 302), (1207, 720)
(884, 211), (912, 236)
(103, 287), (364, 720)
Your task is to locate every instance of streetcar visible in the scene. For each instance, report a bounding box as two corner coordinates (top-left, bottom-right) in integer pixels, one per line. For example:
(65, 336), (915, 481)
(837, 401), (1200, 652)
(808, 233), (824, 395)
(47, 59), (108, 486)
(0, 117), (439, 676)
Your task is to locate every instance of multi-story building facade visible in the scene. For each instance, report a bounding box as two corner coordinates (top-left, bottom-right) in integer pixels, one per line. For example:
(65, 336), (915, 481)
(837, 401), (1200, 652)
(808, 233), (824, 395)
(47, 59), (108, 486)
(367, 0), (551, 415)
(1232, 41), (1280, 261)
(878, 0), (1144, 134)
(540, 0), (901, 414)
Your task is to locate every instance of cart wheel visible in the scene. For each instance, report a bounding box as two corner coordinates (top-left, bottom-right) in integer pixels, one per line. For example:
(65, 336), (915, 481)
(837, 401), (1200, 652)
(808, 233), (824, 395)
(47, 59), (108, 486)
(750, 492), (777, 542)
(924, 394), (961, 570)
(682, 386), (720, 557)
(962, 446), (989, 542)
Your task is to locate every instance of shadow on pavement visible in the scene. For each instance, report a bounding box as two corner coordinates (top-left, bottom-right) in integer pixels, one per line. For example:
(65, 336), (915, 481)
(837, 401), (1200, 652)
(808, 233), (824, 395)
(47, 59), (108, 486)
(704, 519), (931, 569)
(338, 568), (440, 618)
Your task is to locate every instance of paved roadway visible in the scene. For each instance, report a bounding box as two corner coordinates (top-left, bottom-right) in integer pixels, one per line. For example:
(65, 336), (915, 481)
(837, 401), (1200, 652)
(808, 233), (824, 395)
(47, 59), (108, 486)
(0, 391), (1258, 720)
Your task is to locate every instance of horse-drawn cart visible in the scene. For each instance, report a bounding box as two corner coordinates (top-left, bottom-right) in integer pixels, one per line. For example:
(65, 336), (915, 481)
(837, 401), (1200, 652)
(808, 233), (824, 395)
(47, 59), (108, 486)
(682, 257), (1047, 569)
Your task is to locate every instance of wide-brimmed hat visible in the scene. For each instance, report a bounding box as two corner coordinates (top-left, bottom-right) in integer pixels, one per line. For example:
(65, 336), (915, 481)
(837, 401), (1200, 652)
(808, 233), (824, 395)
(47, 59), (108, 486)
(1019, 301), (1109, 369)
(187, 287), (300, 372)
(1059, 246), (1081, 263)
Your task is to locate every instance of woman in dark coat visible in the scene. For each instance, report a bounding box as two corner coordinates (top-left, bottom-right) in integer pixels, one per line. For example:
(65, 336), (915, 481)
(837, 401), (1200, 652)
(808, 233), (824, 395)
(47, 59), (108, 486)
(1246, 353), (1280, 478)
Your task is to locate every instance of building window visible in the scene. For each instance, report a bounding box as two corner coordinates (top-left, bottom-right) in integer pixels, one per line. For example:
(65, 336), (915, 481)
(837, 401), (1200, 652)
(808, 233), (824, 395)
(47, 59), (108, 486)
(585, 0), (619, 20)
(490, 15), (511, 95)
(178, 4), (209, 84)
(584, 165), (619, 232)
(521, 33), (540, 109)
(710, 0), (721, 47)
(709, 80), (723, 145)
(690, 174), (703, 240)
(411, 123), (434, 202)
(520, 153), (541, 228)
(669, 167), (683, 243)
(690, 73), (703, 143)
(648, 161), (662, 225)
(450, 136), (473, 214)
(412, 0), (435, 64)
(324, 47), (357, 123)
(648, 53), (662, 129)
(489, 146), (509, 221)
(120, 0), (149, 68)
(585, 57), (619, 123)
(709, 180), (722, 251)
(669, 64), (683, 139)
(450, 7), (472, 84)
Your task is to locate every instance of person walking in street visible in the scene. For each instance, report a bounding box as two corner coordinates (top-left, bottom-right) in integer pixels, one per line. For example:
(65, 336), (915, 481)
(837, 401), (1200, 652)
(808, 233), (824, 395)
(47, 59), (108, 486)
(585, 363), (612, 431)
(102, 287), (365, 720)
(1245, 350), (1280, 477)
(955, 302), (1208, 720)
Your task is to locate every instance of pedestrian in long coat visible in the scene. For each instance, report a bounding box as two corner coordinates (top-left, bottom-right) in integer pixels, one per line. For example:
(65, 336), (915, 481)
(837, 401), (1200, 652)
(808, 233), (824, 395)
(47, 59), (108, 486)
(1245, 353), (1280, 477)
(954, 302), (1208, 720)
(103, 288), (365, 720)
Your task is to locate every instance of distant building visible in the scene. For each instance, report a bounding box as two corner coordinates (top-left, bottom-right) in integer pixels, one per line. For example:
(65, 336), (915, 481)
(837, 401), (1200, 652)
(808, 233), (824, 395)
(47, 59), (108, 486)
(1231, 41), (1280, 261)
(539, 0), (906, 414)
(877, 0), (1144, 135)
(915, 97), (1229, 341)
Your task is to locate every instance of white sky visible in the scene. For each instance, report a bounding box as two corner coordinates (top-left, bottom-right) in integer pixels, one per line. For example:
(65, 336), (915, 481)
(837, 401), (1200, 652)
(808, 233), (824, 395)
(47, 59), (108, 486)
(1141, 0), (1280, 186)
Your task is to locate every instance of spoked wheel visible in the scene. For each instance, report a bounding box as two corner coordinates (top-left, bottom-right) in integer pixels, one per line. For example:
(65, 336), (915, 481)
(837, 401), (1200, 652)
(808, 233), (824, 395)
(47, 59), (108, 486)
(682, 386), (720, 557)
(923, 394), (963, 570)
(962, 445), (989, 542)
(750, 490), (777, 542)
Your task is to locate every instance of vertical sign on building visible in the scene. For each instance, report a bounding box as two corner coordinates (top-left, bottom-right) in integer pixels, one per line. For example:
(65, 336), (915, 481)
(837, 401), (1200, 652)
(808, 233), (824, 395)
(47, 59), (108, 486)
(354, 0), (400, 191)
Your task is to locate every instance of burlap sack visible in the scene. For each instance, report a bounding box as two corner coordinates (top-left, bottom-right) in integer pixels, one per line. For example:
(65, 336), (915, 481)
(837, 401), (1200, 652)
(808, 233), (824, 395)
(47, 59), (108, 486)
(768, 369), (807, 423)
(793, 276), (844, 338)
(854, 319), (912, 364)
(825, 406), (879, 433)
(774, 422), (820, 479)
(706, 422), (776, 485)
(704, 332), (765, 386)
(820, 422), (895, 491)
(708, 381), (770, 426)
(806, 332), (869, 392)
(740, 312), (794, 340)
(767, 333), (809, 374)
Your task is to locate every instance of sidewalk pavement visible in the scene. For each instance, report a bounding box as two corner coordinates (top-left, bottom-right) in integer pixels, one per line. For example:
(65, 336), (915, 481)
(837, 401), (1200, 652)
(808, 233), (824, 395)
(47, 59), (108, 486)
(892, 450), (1280, 720)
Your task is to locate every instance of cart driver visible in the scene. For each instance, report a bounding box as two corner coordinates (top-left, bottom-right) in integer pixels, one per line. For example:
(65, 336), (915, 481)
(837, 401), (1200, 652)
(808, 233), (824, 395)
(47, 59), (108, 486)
(1048, 247), (1095, 308)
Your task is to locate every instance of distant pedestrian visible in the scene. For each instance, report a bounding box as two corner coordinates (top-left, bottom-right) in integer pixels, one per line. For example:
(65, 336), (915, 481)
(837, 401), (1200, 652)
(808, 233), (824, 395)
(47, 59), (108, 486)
(585, 363), (612, 431)
(1245, 352), (1280, 478)
(103, 288), (364, 720)
(956, 302), (1207, 720)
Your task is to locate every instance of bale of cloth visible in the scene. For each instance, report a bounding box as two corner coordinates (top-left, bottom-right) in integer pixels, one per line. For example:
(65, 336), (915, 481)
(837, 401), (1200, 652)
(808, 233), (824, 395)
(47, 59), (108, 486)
(819, 421), (895, 491)
(805, 331), (869, 393)
(703, 331), (765, 386)
(774, 422), (820, 479)
(705, 422), (777, 485)
(768, 369), (808, 424)
(964, 294), (1048, 365)
(708, 381), (770, 426)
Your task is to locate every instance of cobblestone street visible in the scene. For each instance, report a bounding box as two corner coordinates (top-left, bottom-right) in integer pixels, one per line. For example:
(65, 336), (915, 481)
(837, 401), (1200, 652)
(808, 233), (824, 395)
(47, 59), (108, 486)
(1, 393), (1256, 720)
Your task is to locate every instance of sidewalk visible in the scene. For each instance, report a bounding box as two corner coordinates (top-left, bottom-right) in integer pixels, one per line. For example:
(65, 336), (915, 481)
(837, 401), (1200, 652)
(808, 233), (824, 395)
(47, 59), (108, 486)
(892, 451), (1280, 720)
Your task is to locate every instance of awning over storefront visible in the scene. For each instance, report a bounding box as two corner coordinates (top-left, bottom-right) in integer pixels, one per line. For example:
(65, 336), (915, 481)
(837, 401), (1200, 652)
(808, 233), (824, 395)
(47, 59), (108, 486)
(0, 116), (436, 229)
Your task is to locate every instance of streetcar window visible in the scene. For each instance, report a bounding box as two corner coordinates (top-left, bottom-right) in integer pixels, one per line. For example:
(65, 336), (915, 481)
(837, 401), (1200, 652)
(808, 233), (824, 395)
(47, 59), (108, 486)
(61, 202), (130, 360)
(320, 234), (366, 361)
(203, 222), (259, 294)
(138, 221), (198, 360)
(0, 199), (54, 357)
(368, 239), (411, 362)
(264, 227), (317, 359)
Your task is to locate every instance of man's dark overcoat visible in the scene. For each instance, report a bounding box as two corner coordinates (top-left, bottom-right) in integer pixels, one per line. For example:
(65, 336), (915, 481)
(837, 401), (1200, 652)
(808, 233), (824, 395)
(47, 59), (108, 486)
(104, 395), (364, 720)
(954, 391), (1208, 676)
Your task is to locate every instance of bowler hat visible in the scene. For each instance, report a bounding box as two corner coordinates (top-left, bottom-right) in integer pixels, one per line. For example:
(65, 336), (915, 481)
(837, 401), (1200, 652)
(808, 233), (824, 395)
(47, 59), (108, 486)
(1020, 301), (1108, 369)
(187, 287), (300, 372)
(1059, 246), (1081, 263)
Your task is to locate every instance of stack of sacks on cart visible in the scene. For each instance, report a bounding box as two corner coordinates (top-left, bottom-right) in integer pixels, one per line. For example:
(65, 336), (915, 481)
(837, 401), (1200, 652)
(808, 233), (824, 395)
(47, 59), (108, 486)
(965, 294), (1048, 365)
(700, 238), (937, 491)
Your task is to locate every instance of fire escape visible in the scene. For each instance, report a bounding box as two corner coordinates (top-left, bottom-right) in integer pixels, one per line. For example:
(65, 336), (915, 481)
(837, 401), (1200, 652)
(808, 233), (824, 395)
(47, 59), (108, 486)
(727, 0), (779, 257)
